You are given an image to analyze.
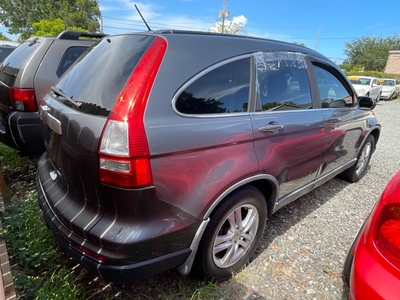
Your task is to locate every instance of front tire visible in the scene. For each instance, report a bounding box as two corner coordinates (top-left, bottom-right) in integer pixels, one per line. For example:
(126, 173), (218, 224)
(194, 186), (267, 280)
(340, 135), (375, 182)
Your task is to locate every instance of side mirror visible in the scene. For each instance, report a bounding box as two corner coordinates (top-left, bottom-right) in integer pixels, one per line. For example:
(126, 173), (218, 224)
(358, 96), (375, 109)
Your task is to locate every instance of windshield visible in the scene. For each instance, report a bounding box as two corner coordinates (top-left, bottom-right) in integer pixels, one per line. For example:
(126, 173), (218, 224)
(348, 77), (370, 85)
(382, 80), (395, 86)
(55, 34), (155, 115)
(0, 40), (40, 86)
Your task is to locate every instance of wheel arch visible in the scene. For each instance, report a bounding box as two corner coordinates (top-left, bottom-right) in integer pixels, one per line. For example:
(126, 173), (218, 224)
(177, 174), (279, 276)
(369, 128), (380, 152)
(203, 174), (279, 219)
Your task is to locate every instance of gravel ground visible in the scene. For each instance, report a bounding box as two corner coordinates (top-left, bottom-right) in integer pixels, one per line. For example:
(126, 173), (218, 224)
(220, 99), (400, 299)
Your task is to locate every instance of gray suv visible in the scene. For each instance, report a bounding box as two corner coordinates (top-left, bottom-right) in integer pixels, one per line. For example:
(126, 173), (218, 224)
(0, 31), (105, 154)
(36, 30), (380, 283)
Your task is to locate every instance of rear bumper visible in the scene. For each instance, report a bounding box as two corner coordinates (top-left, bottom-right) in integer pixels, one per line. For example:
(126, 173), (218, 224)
(0, 111), (44, 153)
(37, 152), (201, 282)
(43, 209), (191, 283)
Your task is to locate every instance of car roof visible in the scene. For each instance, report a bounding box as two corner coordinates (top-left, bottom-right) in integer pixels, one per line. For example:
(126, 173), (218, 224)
(113, 29), (333, 64)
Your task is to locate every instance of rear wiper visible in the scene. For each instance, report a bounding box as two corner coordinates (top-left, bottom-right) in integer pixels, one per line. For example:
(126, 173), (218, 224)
(50, 86), (81, 107)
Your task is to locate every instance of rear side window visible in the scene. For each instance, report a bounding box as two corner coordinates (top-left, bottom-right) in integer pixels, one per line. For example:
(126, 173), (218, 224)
(0, 40), (41, 86)
(175, 58), (250, 114)
(56, 46), (87, 77)
(55, 35), (155, 114)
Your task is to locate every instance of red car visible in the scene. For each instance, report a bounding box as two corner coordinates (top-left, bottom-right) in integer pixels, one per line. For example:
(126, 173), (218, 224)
(344, 171), (400, 299)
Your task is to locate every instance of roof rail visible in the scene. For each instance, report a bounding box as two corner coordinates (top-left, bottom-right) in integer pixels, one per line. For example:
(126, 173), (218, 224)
(57, 30), (106, 40)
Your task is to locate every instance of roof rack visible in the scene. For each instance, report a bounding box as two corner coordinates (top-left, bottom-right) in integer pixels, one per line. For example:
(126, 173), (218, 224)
(57, 30), (107, 40)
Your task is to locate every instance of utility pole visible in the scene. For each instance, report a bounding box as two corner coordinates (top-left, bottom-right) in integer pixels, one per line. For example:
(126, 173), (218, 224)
(218, 0), (230, 33)
(315, 27), (321, 51)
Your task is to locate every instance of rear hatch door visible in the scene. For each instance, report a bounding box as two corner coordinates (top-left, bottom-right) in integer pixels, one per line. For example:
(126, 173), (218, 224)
(40, 34), (155, 234)
(0, 38), (46, 119)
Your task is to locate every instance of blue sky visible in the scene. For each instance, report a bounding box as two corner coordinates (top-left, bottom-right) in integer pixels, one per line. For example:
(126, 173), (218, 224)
(1, 0), (400, 64)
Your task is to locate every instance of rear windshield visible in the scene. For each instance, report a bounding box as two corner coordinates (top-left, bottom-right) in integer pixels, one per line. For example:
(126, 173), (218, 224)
(55, 34), (155, 115)
(0, 40), (41, 86)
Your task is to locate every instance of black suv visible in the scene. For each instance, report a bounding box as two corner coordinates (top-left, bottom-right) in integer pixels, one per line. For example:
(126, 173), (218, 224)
(37, 30), (380, 283)
(0, 30), (105, 154)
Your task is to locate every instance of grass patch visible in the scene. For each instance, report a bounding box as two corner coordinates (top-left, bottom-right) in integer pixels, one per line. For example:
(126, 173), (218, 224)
(1, 192), (90, 299)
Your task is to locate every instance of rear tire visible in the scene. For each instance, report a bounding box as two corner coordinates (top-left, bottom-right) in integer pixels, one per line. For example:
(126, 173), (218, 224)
(340, 135), (375, 182)
(194, 186), (267, 280)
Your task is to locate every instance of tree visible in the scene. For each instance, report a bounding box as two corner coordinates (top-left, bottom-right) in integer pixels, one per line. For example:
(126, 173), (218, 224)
(0, 0), (100, 40)
(292, 42), (306, 47)
(32, 19), (88, 36)
(0, 33), (10, 41)
(209, 15), (247, 34)
(344, 35), (400, 71)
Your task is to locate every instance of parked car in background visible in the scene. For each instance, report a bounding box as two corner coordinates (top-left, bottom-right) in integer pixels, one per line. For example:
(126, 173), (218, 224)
(379, 78), (400, 100)
(348, 76), (383, 101)
(0, 30), (106, 155)
(37, 30), (380, 283)
(344, 171), (400, 300)
(0, 44), (17, 63)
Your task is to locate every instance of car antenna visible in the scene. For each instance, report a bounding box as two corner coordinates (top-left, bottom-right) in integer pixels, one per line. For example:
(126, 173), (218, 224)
(134, 4), (152, 31)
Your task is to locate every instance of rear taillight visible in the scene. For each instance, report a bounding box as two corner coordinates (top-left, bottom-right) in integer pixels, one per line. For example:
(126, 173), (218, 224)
(8, 88), (37, 111)
(372, 172), (400, 269)
(99, 37), (167, 188)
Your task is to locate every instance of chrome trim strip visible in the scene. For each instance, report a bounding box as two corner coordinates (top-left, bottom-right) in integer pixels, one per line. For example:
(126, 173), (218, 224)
(46, 112), (62, 135)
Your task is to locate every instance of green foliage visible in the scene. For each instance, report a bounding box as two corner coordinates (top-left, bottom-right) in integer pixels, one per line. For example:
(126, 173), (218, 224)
(1, 192), (88, 299)
(292, 42), (307, 47)
(0, 0), (100, 40)
(32, 19), (88, 37)
(0, 144), (31, 170)
(0, 32), (11, 41)
(32, 19), (66, 36)
(344, 35), (400, 71)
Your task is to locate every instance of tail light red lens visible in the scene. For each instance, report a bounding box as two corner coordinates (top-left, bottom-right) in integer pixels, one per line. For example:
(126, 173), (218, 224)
(8, 88), (37, 111)
(99, 37), (167, 188)
(372, 172), (400, 270)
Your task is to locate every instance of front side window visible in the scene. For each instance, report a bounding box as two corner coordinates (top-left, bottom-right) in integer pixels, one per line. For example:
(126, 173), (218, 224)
(313, 65), (353, 108)
(255, 52), (312, 111)
(175, 58), (250, 114)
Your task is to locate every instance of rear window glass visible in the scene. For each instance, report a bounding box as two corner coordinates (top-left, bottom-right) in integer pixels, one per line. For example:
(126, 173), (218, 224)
(176, 58), (250, 114)
(55, 35), (155, 115)
(0, 40), (41, 86)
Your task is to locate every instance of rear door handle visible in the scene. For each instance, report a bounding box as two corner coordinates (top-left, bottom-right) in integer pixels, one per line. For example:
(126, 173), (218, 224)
(258, 124), (283, 134)
(326, 116), (341, 123)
